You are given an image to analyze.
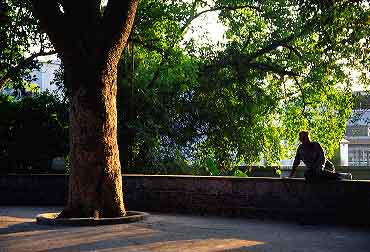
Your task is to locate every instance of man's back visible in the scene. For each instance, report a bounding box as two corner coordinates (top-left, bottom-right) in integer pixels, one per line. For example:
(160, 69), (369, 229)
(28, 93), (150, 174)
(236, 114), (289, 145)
(295, 141), (325, 172)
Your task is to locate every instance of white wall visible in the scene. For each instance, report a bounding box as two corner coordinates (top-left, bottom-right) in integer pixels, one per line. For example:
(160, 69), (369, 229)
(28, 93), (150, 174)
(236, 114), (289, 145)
(31, 59), (61, 92)
(340, 141), (349, 166)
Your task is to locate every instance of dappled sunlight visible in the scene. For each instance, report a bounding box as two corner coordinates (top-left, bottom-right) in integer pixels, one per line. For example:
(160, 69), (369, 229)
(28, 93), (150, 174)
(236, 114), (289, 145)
(99, 238), (264, 252)
(0, 210), (266, 252)
(0, 208), (61, 230)
(0, 224), (157, 251)
(0, 215), (34, 225)
(1, 208), (370, 252)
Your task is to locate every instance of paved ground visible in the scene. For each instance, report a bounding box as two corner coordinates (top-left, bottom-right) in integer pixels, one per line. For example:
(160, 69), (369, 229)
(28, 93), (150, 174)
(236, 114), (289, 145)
(0, 207), (369, 252)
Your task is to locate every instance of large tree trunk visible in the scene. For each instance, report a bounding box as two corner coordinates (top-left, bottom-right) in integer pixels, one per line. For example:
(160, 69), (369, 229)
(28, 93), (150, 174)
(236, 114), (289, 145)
(29, 0), (139, 218)
(59, 63), (125, 218)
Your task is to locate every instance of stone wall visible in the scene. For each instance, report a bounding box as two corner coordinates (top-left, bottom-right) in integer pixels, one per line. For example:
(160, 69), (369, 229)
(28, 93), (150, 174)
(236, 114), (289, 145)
(0, 175), (68, 205)
(1, 175), (369, 223)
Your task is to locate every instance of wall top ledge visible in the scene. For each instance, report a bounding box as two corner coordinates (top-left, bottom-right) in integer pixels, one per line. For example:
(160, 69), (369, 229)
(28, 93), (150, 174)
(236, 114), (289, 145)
(123, 174), (370, 183)
(1, 174), (369, 183)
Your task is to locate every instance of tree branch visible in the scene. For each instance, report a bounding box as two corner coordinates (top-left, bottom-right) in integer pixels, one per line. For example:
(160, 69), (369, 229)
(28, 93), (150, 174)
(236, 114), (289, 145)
(180, 4), (264, 34)
(147, 51), (171, 89)
(100, 0), (138, 61)
(130, 38), (164, 54)
(30, 0), (69, 55)
(293, 75), (308, 116)
(0, 50), (57, 90)
(241, 30), (252, 52)
(63, 0), (101, 25)
(137, 3), (267, 89)
(283, 44), (303, 58)
(249, 33), (302, 60)
(61, 0), (102, 55)
(249, 62), (298, 77)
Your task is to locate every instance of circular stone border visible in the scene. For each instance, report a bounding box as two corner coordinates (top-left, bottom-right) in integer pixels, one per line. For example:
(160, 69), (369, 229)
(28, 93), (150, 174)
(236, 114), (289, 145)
(36, 211), (149, 226)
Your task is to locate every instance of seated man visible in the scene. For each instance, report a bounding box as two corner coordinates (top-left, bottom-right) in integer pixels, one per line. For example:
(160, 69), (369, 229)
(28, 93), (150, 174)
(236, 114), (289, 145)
(289, 131), (341, 182)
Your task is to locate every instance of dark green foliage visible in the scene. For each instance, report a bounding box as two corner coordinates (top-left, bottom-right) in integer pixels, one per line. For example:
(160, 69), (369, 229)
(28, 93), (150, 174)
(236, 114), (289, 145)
(0, 92), (69, 173)
(117, 45), (199, 174)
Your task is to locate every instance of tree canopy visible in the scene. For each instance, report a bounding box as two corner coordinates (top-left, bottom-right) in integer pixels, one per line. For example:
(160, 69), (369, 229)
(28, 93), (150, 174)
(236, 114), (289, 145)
(118, 0), (370, 174)
(1, 0), (369, 175)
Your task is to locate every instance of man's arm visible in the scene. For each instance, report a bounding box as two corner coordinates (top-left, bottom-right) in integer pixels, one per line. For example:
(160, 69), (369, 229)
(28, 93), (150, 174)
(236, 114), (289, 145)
(289, 147), (301, 177)
(289, 159), (300, 177)
(318, 144), (325, 166)
(313, 142), (325, 169)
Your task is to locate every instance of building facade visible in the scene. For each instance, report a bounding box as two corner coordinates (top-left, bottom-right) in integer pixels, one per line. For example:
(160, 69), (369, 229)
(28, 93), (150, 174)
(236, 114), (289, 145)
(31, 59), (61, 92)
(345, 110), (370, 166)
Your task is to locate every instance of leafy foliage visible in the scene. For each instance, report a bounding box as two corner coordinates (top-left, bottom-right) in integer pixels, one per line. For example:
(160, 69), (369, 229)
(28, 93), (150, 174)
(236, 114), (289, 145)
(2, 0), (369, 175)
(118, 0), (369, 174)
(0, 92), (69, 173)
(0, 0), (54, 92)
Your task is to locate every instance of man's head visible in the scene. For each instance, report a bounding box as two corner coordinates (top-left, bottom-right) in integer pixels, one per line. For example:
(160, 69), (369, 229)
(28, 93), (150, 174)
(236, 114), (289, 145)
(299, 131), (310, 145)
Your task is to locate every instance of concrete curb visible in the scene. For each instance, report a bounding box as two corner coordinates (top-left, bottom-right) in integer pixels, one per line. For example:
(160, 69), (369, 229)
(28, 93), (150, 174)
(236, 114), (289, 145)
(36, 211), (149, 226)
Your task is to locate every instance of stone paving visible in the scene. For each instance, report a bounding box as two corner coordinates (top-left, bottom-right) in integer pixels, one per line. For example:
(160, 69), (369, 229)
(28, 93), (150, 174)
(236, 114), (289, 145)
(0, 206), (369, 252)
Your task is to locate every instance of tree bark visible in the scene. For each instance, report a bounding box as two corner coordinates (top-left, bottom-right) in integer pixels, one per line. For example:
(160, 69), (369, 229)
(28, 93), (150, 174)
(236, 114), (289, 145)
(58, 63), (125, 218)
(30, 0), (138, 218)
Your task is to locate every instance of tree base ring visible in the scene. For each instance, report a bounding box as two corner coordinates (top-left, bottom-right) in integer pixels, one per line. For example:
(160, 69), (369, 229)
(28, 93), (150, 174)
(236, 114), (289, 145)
(36, 211), (149, 226)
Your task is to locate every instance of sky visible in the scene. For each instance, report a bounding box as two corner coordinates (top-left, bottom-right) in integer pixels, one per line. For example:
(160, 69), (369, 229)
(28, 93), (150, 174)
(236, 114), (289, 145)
(182, 9), (227, 48)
